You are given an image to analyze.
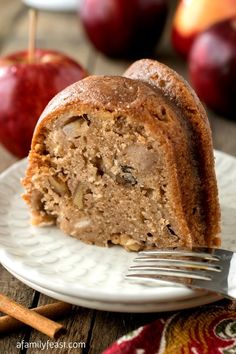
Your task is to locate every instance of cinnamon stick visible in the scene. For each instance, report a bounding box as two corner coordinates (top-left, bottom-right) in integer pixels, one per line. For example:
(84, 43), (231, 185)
(0, 294), (67, 339)
(28, 8), (38, 64)
(0, 301), (72, 335)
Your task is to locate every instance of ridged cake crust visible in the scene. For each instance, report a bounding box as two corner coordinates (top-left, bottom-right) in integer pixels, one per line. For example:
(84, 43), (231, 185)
(22, 64), (220, 251)
(124, 59), (221, 247)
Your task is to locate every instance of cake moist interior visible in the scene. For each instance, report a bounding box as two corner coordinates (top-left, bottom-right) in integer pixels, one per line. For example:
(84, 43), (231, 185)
(31, 112), (193, 251)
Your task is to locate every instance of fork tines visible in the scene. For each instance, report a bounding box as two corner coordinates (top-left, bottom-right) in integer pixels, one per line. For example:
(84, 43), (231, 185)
(126, 248), (223, 283)
(125, 248), (236, 299)
(139, 248), (220, 261)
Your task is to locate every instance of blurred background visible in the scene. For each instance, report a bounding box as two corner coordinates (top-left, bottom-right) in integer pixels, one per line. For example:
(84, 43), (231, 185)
(0, 0), (236, 168)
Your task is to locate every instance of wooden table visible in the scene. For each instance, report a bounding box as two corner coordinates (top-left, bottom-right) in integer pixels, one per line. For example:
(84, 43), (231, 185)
(1, 1), (236, 353)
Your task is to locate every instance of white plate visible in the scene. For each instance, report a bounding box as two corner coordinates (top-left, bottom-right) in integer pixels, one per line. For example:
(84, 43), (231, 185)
(4, 265), (222, 313)
(0, 150), (236, 306)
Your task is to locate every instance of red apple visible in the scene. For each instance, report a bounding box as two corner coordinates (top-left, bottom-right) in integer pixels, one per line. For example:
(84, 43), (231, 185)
(189, 18), (236, 118)
(80, 0), (168, 58)
(172, 0), (236, 58)
(0, 49), (87, 158)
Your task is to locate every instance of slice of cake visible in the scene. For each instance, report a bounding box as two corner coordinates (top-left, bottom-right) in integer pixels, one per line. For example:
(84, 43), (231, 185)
(22, 63), (220, 251)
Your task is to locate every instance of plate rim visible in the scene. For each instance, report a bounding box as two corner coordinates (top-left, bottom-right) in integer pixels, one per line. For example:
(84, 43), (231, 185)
(0, 247), (203, 303)
(3, 263), (222, 313)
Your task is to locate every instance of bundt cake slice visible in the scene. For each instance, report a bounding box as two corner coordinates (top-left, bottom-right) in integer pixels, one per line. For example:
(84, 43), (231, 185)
(22, 73), (220, 251)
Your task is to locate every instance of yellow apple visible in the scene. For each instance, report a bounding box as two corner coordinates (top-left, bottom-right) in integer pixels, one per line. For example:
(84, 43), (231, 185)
(172, 0), (236, 58)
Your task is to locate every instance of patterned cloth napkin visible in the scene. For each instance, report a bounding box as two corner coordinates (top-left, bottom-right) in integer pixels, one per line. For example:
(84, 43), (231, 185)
(103, 300), (236, 354)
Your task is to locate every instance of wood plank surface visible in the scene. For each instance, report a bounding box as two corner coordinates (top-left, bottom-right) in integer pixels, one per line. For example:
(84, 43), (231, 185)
(87, 310), (163, 354)
(26, 295), (94, 354)
(0, 267), (36, 353)
(0, 1), (236, 354)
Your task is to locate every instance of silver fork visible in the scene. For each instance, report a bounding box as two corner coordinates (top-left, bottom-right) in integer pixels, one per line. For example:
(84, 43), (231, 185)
(125, 248), (236, 300)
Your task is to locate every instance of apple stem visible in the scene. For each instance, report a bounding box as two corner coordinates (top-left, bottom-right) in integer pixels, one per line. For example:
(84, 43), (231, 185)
(28, 8), (38, 64)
